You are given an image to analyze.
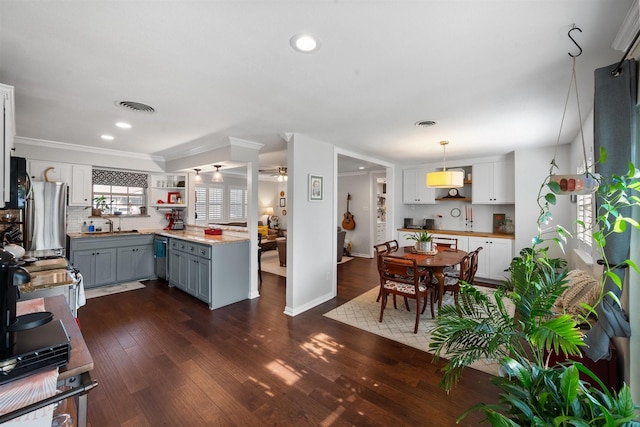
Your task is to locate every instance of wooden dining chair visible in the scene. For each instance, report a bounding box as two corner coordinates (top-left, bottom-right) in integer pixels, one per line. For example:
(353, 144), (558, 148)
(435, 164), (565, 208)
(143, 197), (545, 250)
(374, 242), (390, 303)
(378, 255), (435, 333)
(436, 246), (484, 306)
(386, 240), (400, 253)
(432, 236), (458, 250)
(436, 252), (473, 306)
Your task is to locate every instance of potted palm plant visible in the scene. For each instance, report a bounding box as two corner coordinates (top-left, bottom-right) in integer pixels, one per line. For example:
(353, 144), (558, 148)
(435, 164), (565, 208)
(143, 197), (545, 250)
(405, 230), (433, 253)
(429, 150), (640, 425)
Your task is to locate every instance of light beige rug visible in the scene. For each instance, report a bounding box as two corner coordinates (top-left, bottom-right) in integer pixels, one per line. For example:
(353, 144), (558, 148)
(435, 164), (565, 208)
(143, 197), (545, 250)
(324, 285), (514, 377)
(261, 251), (354, 277)
(85, 282), (146, 299)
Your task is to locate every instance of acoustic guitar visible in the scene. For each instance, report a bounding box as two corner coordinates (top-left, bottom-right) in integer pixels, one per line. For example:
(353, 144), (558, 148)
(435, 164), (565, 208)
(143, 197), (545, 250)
(342, 193), (356, 230)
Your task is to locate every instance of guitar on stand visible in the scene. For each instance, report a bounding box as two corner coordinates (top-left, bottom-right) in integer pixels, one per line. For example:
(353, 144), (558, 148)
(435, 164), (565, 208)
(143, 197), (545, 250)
(342, 193), (356, 230)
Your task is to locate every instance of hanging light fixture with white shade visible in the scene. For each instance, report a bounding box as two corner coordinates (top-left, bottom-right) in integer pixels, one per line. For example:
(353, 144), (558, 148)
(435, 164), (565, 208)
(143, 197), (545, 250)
(212, 165), (224, 183)
(194, 168), (202, 183)
(277, 167), (288, 182)
(426, 141), (464, 188)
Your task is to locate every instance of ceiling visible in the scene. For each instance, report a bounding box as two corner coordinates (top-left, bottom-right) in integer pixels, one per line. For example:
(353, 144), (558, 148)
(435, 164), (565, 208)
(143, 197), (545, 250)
(0, 1), (635, 175)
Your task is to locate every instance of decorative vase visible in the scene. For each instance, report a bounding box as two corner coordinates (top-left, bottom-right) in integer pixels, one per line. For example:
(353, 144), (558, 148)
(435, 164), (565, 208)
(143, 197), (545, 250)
(415, 241), (431, 253)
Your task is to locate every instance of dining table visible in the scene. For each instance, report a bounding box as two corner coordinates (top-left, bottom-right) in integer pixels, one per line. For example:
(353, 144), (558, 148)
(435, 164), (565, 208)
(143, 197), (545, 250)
(399, 246), (468, 309)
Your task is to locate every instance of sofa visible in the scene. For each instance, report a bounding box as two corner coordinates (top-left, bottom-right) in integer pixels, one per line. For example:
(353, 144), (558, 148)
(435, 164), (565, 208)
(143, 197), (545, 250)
(277, 228), (345, 266)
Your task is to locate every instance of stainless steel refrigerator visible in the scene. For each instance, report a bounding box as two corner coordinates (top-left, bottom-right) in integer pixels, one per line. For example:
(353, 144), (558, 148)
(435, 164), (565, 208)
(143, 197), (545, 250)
(24, 181), (68, 256)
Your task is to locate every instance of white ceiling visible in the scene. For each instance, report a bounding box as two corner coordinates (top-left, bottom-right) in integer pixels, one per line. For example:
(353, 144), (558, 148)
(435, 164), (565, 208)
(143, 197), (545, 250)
(0, 1), (634, 174)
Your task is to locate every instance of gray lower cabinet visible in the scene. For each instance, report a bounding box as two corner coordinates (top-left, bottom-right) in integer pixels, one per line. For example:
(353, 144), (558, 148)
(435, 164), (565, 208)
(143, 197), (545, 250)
(68, 234), (155, 288)
(116, 243), (154, 282)
(72, 248), (117, 288)
(168, 237), (249, 310)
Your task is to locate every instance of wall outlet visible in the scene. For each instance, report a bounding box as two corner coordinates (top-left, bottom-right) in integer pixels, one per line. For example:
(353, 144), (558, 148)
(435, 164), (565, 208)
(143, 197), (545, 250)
(326, 271), (330, 281)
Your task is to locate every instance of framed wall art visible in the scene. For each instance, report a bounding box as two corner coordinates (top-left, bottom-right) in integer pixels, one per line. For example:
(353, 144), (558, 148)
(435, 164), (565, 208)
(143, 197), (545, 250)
(308, 174), (323, 201)
(280, 198), (286, 207)
(167, 192), (181, 204)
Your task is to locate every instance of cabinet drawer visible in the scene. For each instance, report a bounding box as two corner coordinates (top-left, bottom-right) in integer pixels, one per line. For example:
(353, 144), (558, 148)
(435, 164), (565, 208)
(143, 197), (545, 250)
(186, 243), (211, 259)
(169, 239), (211, 259)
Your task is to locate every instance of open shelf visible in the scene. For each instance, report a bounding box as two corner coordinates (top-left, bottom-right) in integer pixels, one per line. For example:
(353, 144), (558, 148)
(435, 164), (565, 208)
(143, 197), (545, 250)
(435, 197), (471, 202)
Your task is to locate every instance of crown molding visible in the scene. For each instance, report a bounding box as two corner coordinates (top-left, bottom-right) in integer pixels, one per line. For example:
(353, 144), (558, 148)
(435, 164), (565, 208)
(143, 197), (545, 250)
(613, 0), (640, 54)
(162, 136), (263, 161)
(14, 136), (164, 161)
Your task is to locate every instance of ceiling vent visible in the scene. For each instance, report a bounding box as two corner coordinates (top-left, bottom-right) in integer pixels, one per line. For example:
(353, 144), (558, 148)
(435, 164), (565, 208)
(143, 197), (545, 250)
(115, 101), (156, 113)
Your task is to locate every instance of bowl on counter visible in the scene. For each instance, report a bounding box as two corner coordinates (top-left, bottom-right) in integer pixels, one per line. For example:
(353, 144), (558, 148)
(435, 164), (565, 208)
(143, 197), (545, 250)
(3, 244), (25, 259)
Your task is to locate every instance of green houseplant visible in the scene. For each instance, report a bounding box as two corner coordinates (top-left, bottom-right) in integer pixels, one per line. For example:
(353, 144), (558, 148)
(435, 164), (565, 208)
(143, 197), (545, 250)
(87, 195), (111, 216)
(429, 150), (640, 426)
(405, 230), (433, 253)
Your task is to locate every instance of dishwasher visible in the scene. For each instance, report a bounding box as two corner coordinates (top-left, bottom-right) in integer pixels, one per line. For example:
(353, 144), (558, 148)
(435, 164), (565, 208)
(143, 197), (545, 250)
(154, 236), (168, 280)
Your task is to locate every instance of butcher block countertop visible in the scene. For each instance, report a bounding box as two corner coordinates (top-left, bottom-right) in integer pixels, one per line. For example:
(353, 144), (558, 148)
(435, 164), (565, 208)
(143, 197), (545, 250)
(397, 228), (515, 240)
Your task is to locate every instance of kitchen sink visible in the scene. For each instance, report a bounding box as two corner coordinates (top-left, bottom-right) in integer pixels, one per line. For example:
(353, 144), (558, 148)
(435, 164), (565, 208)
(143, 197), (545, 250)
(81, 229), (139, 236)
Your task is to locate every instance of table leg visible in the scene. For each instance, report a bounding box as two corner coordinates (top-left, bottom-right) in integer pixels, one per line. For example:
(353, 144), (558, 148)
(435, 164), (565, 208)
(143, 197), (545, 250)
(433, 267), (445, 309)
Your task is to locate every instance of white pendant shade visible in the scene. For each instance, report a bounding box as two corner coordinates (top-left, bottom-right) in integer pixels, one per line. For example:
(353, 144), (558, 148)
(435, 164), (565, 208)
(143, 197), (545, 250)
(426, 170), (464, 188)
(211, 165), (224, 183)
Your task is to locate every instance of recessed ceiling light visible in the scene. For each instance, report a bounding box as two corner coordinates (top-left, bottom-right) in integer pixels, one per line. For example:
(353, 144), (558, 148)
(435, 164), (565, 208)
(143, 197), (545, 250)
(415, 120), (437, 127)
(116, 122), (132, 129)
(359, 166), (365, 170)
(290, 33), (320, 53)
(101, 134), (115, 141)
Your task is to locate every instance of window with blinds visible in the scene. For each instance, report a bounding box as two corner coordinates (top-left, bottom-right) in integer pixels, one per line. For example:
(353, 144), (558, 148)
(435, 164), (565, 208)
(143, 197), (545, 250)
(92, 169), (148, 215)
(577, 192), (593, 249)
(194, 185), (224, 225)
(576, 161), (594, 250)
(229, 187), (248, 220)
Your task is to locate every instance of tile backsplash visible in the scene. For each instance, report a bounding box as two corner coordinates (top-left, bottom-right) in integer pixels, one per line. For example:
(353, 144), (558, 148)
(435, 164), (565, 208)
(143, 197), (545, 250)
(66, 206), (168, 232)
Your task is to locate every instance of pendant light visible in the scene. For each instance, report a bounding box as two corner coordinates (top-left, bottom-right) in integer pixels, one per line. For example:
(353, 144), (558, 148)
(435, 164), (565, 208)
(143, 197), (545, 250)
(426, 141), (464, 188)
(194, 168), (202, 183)
(212, 165), (224, 183)
(277, 167), (288, 182)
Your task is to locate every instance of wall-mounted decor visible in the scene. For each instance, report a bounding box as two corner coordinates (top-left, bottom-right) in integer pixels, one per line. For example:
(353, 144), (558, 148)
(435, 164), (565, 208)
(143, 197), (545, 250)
(167, 192), (180, 204)
(309, 174), (323, 201)
(279, 198), (286, 207)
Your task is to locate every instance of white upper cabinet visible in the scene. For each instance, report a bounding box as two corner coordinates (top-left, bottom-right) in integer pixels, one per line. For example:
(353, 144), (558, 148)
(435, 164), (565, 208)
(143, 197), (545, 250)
(27, 160), (92, 206)
(472, 159), (515, 204)
(68, 164), (92, 206)
(403, 168), (435, 204)
(1, 83), (15, 208)
(28, 160), (68, 182)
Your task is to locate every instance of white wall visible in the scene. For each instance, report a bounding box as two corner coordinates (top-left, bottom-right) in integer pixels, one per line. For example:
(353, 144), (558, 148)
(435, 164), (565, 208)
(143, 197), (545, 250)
(284, 134), (336, 316)
(338, 172), (371, 257)
(514, 144), (572, 259)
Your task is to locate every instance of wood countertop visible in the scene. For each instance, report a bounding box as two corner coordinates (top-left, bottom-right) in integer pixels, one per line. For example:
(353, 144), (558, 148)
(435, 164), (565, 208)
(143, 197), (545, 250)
(397, 228), (515, 240)
(46, 296), (93, 380)
(15, 296), (93, 380)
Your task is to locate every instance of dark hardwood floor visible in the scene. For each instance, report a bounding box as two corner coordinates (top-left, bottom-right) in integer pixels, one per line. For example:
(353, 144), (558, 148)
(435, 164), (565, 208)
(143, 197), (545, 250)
(79, 257), (500, 426)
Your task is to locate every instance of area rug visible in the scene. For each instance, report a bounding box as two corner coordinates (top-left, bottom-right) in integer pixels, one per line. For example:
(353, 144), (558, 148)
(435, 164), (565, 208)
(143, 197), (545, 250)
(85, 282), (146, 299)
(323, 285), (514, 376)
(261, 251), (354, 277)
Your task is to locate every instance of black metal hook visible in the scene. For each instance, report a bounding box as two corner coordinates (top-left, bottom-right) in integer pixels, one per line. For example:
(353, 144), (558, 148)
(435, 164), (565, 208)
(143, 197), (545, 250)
(568, 26), (583, 57)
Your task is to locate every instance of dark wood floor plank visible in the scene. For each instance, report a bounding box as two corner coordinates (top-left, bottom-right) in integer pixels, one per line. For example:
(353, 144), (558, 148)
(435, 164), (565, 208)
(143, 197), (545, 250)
(80, 256), (500, 426)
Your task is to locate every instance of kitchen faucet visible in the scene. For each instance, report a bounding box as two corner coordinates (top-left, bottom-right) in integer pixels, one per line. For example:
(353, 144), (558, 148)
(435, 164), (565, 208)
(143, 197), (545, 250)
(106, 219), (113, 233)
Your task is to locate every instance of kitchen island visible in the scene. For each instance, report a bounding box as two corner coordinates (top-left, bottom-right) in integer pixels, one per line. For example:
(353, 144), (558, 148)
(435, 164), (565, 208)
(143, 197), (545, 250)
(66, 229), (250, 310)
